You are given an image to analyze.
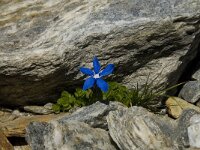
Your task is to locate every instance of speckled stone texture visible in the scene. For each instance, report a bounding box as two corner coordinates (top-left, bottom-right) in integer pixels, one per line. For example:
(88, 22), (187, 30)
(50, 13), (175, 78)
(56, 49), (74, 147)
(26, 102), (200, 149)
(26, 121), (117, 150)
(179, 81), (200, 103)
(0, 0), (200, 106)
(107, 106), (178, 150)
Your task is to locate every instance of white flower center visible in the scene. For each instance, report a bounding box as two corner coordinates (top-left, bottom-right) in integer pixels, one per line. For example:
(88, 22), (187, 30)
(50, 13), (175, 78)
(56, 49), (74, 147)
(93, 73), (100, 79)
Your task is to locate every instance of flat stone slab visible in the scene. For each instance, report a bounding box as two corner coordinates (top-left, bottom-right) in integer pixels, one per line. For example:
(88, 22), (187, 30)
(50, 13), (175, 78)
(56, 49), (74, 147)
(0, 110), (66, 137)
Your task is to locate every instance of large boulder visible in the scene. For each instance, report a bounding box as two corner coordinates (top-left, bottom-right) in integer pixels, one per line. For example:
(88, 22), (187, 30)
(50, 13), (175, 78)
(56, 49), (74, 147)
(26, 121), (117, 150)
(107, 106), (178, 149)
(0, 0), (200, 106)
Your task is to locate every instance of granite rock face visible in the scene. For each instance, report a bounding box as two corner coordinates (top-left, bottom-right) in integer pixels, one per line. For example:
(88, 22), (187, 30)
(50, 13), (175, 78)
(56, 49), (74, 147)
(0, 0), (200, 106)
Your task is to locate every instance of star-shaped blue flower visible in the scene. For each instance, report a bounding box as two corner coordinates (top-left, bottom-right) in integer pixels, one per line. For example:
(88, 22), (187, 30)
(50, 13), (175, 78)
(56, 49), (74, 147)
(80, 57), (114, 92)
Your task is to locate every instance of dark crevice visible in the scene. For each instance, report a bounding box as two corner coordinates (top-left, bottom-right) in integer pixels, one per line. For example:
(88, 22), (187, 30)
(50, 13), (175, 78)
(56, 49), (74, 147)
(178, 33), (200, 80)
(176, 35), (200, 95)
(167, 31), (200, 96)
(7, 137), (28, 146)
(108, 135), (121, 150)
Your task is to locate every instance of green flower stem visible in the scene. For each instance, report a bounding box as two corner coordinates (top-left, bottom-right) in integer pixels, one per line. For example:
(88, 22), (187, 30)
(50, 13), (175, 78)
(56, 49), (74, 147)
(92, 86), (103, 102)
(155, 82), (186, 96)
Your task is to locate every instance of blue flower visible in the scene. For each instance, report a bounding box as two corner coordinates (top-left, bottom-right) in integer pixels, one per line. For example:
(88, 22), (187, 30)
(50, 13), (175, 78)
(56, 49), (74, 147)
(80, 57), (114, 92)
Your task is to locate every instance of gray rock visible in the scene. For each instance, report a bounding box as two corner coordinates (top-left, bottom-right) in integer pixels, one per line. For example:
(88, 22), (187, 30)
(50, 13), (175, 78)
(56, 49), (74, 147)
(175, 109), (200, 148)
(107, 106), (178, 150)
(26, 121), (117, 150)
(58, 101), (125, 129)
(25, 101), (123, 149)
(25, 101), (200, 149)
(0, 0), (200, 106)
(179, 81), (200, 103)
(188, 114), (200, 148)
(192, 69), (200, 81)
(12, 109), (32, 117)
(107, 107), (200, 149)
(109, 101), (128, 111)
(44, 103), (54, 110)
(24, 105), (54, 115)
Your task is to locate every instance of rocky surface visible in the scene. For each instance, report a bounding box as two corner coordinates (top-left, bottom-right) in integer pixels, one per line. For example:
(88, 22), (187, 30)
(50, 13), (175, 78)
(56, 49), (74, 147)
(107, 106), (178, 149)
(179, 81), (200, 103)
(187, 114), (200, 148)
(59, 101), (127, 129)
(192, 69), (200, 81)
(176, 109), (200, 149)
(25, 101), (200, 150)
(0, 0), (200, 106)
(166, 96), (200, 119)
(26, 121), (117, 150)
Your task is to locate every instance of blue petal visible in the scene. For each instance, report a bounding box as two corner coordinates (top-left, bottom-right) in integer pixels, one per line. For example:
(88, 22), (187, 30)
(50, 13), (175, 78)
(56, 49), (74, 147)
(99, 64), (114, 77)
(80, 67), (94, 76)
(96, 78), (109, 92)
(93, 57), (101, 74)
(83, 77), (95, 90)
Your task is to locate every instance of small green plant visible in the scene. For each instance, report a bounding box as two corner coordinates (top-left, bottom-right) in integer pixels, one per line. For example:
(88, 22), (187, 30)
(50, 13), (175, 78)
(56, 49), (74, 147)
(53, 81), (184, 113)
(52, 91), (78, 113)
(103, 81), (163, 111)
(102, 82), (132, 106)
(52, 89), (92, 113)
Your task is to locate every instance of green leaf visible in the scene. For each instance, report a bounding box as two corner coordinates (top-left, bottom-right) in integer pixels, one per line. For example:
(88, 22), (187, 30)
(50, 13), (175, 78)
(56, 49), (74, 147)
(57, 97), (67, 106)
(61, 91), (72, 98)
(52, 104), (61, 113)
